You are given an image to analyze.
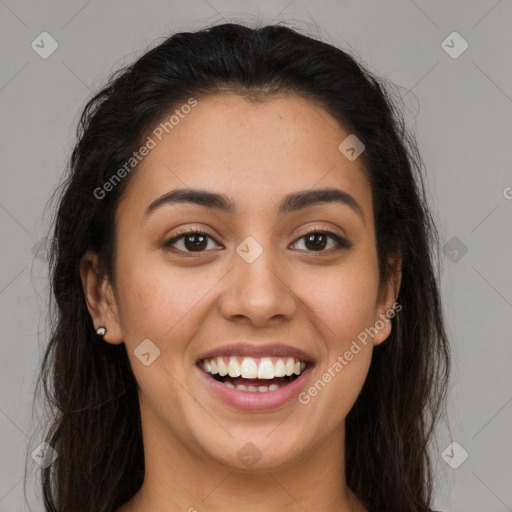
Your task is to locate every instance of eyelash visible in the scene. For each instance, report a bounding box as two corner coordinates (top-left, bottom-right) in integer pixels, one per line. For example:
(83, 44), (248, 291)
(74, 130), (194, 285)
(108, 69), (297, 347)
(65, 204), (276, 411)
(162, 227), (352, 255)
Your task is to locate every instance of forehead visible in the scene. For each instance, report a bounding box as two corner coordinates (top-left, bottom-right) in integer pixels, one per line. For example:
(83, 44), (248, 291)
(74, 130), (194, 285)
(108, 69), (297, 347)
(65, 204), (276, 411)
(117, 93), (373, 223)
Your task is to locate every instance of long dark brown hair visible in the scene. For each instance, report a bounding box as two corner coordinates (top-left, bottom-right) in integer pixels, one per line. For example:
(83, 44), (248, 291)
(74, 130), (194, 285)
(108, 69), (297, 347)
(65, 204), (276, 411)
(31, 22), (450, 512)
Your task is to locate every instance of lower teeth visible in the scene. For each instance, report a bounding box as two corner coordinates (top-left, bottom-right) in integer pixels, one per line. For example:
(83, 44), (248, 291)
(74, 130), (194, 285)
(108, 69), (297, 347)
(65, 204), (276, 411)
(221, 382), (282, 392)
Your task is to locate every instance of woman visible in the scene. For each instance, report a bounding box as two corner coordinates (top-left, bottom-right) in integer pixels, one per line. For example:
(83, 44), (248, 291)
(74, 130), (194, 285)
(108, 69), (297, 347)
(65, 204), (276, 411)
(36, 22), (450, 512)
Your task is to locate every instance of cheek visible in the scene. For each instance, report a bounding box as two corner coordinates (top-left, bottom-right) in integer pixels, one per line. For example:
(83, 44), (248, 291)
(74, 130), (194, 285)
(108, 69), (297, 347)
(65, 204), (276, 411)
(113, 259), (207, 404)
(299, 275), (376, 429)
(297, 255), (379, 410)
(114, 253), (213, 342)
(303, 257), (380, 348)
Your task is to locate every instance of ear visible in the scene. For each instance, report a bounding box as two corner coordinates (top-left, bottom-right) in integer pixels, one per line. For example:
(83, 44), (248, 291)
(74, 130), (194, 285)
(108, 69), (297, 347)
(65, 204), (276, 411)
(372, 252), (402, 346)
(79, 250), (123, 345)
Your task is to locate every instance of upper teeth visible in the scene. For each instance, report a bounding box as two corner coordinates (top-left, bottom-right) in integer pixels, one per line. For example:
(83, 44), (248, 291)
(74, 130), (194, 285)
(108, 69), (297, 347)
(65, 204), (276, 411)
(201, 356), (307, 379)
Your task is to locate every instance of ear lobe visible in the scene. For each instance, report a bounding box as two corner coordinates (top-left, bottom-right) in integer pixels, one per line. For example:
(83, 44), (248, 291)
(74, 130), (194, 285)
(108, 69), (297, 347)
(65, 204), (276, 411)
(79, 251), (123, 345)
(373, 253), (402, 346)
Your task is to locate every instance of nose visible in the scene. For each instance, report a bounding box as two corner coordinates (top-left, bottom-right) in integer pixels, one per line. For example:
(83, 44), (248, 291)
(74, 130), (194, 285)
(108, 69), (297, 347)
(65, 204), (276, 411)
(218, 244), (297, 328)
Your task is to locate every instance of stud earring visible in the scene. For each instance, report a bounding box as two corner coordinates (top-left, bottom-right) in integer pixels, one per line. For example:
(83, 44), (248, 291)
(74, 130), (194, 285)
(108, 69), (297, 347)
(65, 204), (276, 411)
(96, 326), (107, 336)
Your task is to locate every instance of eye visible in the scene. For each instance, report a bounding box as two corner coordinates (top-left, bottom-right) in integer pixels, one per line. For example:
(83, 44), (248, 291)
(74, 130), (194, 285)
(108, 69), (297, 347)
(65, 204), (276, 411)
(163, 228), (221, 254)
(163, 228), (352, 255)
(291, 229), (352, 252)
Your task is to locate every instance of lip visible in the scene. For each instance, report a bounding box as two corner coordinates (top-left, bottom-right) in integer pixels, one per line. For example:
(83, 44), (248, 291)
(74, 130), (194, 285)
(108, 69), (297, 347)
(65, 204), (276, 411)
(196, 343), (315, 363)
(196, 363), (314, 412)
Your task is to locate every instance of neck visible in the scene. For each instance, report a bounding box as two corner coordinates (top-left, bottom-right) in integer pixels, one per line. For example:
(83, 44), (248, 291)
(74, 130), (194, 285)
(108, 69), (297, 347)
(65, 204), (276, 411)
(118, 400), (366, 512)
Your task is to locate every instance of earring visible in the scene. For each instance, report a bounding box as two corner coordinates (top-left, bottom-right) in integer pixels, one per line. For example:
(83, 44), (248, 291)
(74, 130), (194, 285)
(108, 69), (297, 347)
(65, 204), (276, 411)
(96, 326), (107, 336)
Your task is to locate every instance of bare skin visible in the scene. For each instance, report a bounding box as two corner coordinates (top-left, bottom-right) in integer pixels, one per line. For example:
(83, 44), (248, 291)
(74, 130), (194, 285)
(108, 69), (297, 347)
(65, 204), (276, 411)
(81, 93), (401, 512)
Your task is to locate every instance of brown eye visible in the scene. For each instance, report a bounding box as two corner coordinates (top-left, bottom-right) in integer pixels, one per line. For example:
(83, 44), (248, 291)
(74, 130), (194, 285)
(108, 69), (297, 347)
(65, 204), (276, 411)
(292, 230), (352, 252)
(163, 229), (220, 253)
(304, 232), (328, 251)
(182, 232), (208, 251)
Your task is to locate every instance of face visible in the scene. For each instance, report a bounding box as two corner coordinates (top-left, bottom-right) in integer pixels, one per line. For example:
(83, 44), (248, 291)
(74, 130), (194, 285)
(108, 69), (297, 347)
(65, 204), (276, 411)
(81, 93), (400, 473)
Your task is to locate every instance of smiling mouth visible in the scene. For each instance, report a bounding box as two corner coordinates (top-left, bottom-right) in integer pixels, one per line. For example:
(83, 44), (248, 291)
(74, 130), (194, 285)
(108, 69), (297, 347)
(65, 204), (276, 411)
(198, 355), (311, 392)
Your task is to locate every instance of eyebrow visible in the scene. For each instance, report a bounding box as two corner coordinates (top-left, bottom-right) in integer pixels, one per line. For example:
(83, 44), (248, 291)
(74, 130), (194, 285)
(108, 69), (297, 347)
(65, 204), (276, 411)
(145, 187), (365, 223)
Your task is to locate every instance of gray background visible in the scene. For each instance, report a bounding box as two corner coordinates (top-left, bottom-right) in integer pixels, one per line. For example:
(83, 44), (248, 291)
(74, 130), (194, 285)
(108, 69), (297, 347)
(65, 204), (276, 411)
(1, 1), (511, 511)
